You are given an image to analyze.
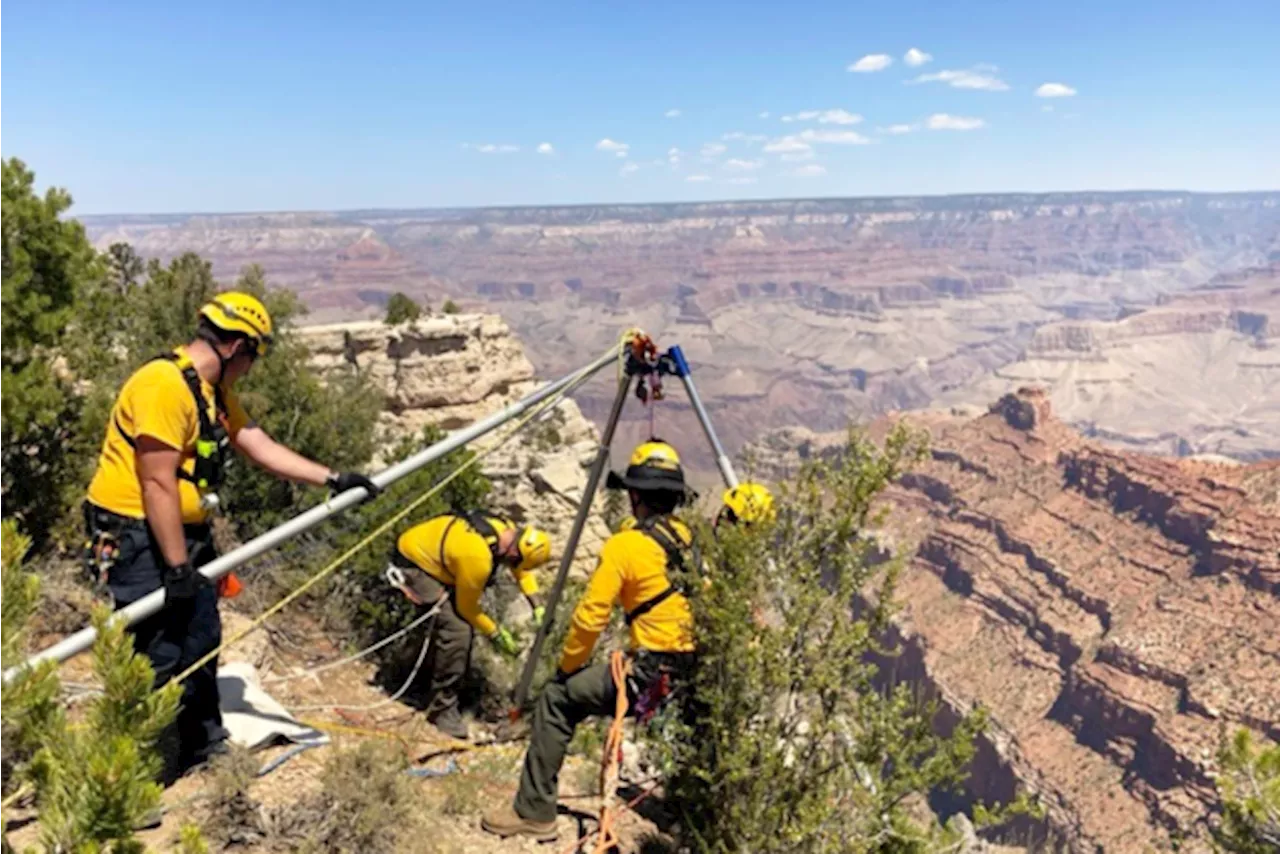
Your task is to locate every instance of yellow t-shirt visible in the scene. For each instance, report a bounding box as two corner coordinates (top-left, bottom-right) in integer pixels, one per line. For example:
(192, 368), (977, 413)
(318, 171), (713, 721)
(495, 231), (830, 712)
(86, 349), (251, 525)
(559, 518), (696, 673)
(397, 515), (539, 636)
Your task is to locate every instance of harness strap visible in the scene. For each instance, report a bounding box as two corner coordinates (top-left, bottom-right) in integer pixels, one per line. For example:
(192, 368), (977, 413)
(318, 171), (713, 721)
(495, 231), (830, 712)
(435, 512), (510, 587)
(112, 352), (229, 487)
(623, 514), (691, 626)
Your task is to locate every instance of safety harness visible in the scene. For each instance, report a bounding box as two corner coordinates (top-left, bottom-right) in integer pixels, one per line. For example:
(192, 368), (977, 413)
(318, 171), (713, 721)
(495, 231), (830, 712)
(389, 511), (512, 585)
(113, 351), (232, 493)
(624, 514), (697, 626)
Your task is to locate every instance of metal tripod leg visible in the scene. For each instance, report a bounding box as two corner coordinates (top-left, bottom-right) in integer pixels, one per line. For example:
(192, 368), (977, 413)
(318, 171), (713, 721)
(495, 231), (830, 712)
(668, 345), (738, 488)
(512, 370), (634, 711)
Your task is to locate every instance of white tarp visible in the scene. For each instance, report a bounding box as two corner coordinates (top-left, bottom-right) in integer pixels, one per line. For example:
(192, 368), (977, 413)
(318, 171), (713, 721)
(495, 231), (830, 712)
(217, 661), (329, 751)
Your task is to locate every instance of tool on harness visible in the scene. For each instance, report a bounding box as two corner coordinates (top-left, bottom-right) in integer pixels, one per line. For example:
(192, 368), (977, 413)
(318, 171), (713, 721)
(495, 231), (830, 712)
(113, 351), (232, 500)
(623, 514), (699, 626)
(631, 668), (673, 724)
(82, 503), (122, 587)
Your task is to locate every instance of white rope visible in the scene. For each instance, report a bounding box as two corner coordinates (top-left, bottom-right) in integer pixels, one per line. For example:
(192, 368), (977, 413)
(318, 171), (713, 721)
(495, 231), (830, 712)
(287, 607), (437, 714)
(263, 597), (446, 686)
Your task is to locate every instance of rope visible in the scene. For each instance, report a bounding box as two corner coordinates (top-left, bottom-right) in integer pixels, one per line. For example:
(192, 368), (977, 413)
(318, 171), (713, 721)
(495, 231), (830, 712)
(592, 650), (632, 854)
(170, 345), (613, 688)
(263, 597), (445, 686)
(286, 596), (436, 713)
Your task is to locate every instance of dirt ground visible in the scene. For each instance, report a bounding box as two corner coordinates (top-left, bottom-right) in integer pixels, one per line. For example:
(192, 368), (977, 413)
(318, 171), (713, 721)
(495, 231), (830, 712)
(6, 603), (669, 854)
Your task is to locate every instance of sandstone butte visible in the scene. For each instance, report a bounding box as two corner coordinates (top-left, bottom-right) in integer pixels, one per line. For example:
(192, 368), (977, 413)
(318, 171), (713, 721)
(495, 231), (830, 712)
(762, 389), (1279, 852)
(295, 313), (612, 583)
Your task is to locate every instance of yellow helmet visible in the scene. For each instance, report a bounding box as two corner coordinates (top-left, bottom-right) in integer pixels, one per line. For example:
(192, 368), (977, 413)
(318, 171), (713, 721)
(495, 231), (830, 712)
(515, 526), (552, 573)
(606, 439), (686, 493)
(721, 482), (775, 525)
(199, 292), (274, 356)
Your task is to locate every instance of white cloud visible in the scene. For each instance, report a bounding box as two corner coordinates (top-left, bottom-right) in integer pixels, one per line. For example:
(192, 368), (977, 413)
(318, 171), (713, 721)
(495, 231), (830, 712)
(780, 150), (815, 162)
(758, 111), (770, 119)
(665, 108), (682, 118)
(763, 135), (812, 154)
(789, 164), (827, 177)
(616, 150), (628, 158)
(909, 67), (1009, 91)
(1035, 82), (1077, 98)
(595, 138), (630, 152)
(536, 142), (555, 155)
(471, 143), (520, 154)
(686, 174), (712, 183)
(818, 108), (862, 125)
(878, 124), (915, 135)
(848, 53), (892, 72)
(727, 176), (758, 185)
(722, 131), (768, 142)
(724, 158), (765, 171)
(926, 113), (985, 131)
(798, 128), (872, 144)
(620, 162), (640, 175)
(903, 47), (932, 67)
(780, 108), (863, 125)
(700, 142), (728, 157)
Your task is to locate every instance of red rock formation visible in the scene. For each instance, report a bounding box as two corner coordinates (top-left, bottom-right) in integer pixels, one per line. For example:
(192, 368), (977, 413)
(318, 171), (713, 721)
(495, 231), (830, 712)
(869, 391), (1280, 851)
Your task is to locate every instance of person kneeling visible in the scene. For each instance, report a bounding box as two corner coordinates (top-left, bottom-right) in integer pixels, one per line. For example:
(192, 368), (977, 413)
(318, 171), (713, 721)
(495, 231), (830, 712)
(481, 440), (697, 840)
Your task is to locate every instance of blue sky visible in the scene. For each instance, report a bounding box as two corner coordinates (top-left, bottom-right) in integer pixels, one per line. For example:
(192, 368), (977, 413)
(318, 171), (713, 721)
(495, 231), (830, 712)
(4, 0), (1279, 214)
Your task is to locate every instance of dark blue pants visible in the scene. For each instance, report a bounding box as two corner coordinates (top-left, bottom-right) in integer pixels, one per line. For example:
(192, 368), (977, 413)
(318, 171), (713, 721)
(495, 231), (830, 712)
(106, 520), (226, 770)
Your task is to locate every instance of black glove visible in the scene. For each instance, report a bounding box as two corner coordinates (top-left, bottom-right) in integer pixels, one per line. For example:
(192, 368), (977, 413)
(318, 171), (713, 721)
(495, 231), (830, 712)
(326, 471), (381, 503)
(164, 560), (202, 603)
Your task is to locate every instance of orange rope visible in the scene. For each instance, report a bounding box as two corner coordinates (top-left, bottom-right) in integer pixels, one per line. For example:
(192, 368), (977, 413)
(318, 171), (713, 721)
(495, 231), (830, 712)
(592, 650), (632, 854)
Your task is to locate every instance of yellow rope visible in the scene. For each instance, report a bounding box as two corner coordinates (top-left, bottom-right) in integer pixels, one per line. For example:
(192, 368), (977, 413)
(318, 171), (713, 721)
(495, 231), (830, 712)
(172, 344), (618, 687)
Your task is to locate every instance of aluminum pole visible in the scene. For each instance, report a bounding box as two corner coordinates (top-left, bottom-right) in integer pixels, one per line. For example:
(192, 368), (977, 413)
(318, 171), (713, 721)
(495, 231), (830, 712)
(512, 370), (633, 711)
(667, 345), (738, 488)
(5, 348), (621, 684)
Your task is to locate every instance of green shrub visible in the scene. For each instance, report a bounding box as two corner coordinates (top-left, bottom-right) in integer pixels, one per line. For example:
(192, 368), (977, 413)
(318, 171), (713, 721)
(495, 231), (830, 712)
(645, 425), (1007, 851)
(1215, 728), (1280, 852)
(441, 299), (460, 315)
(2, 520), (61, 794)
(383, 292), (422, 325)
(2, 159), (103, 547)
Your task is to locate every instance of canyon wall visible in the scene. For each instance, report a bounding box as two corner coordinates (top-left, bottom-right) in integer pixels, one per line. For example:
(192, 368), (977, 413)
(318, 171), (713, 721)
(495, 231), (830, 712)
(757, 390), (1279, 852)
(81, 193), (1280, 472)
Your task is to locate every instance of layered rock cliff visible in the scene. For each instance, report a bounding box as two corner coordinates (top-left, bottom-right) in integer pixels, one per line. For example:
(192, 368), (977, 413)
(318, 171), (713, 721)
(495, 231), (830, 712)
(941, 264), (1280, 460)
(80, 193), (1280, 474)
(756, 391), (1280, 852)
(297, 314), (611, 576)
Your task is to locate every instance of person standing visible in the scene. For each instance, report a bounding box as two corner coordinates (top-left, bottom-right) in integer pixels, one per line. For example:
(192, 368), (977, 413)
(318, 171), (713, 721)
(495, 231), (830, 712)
(83, 292), (380, 778)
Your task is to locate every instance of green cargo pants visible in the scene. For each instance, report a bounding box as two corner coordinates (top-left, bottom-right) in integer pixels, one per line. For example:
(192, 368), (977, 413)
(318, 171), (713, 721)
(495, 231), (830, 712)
(412, 574), (474, 718)
(514, 651), (692, 823)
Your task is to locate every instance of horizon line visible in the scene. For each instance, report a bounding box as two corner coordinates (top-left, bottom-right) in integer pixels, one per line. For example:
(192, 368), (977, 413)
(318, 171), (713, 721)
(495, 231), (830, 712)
(74, 187), (1280, 222)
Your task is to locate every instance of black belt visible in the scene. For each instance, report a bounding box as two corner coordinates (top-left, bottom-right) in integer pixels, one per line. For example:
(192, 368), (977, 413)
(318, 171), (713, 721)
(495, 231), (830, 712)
(84, 501), (211, 539)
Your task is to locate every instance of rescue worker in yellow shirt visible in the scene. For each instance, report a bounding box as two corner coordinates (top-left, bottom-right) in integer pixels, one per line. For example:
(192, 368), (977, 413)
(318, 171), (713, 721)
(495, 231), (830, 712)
(716, 481), (776, 528)
(83, 293), (380, 779)
(482, 439), (698, 840)
(390, 512), (552, 739)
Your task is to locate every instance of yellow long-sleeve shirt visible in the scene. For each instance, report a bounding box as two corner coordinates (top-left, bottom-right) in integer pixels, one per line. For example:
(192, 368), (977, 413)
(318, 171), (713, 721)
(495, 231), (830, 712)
(396, 515), (539, 636)
(559, 518), (696, 673)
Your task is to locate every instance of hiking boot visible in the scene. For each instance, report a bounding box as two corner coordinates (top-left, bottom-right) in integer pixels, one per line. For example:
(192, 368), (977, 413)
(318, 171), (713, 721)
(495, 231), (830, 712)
(428, 705), (469, 740)
(481, 804), (557, 841)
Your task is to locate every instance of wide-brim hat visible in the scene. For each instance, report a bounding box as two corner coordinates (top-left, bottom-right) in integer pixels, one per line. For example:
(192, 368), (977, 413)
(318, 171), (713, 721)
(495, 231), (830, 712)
(606, 439), (687, 493)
